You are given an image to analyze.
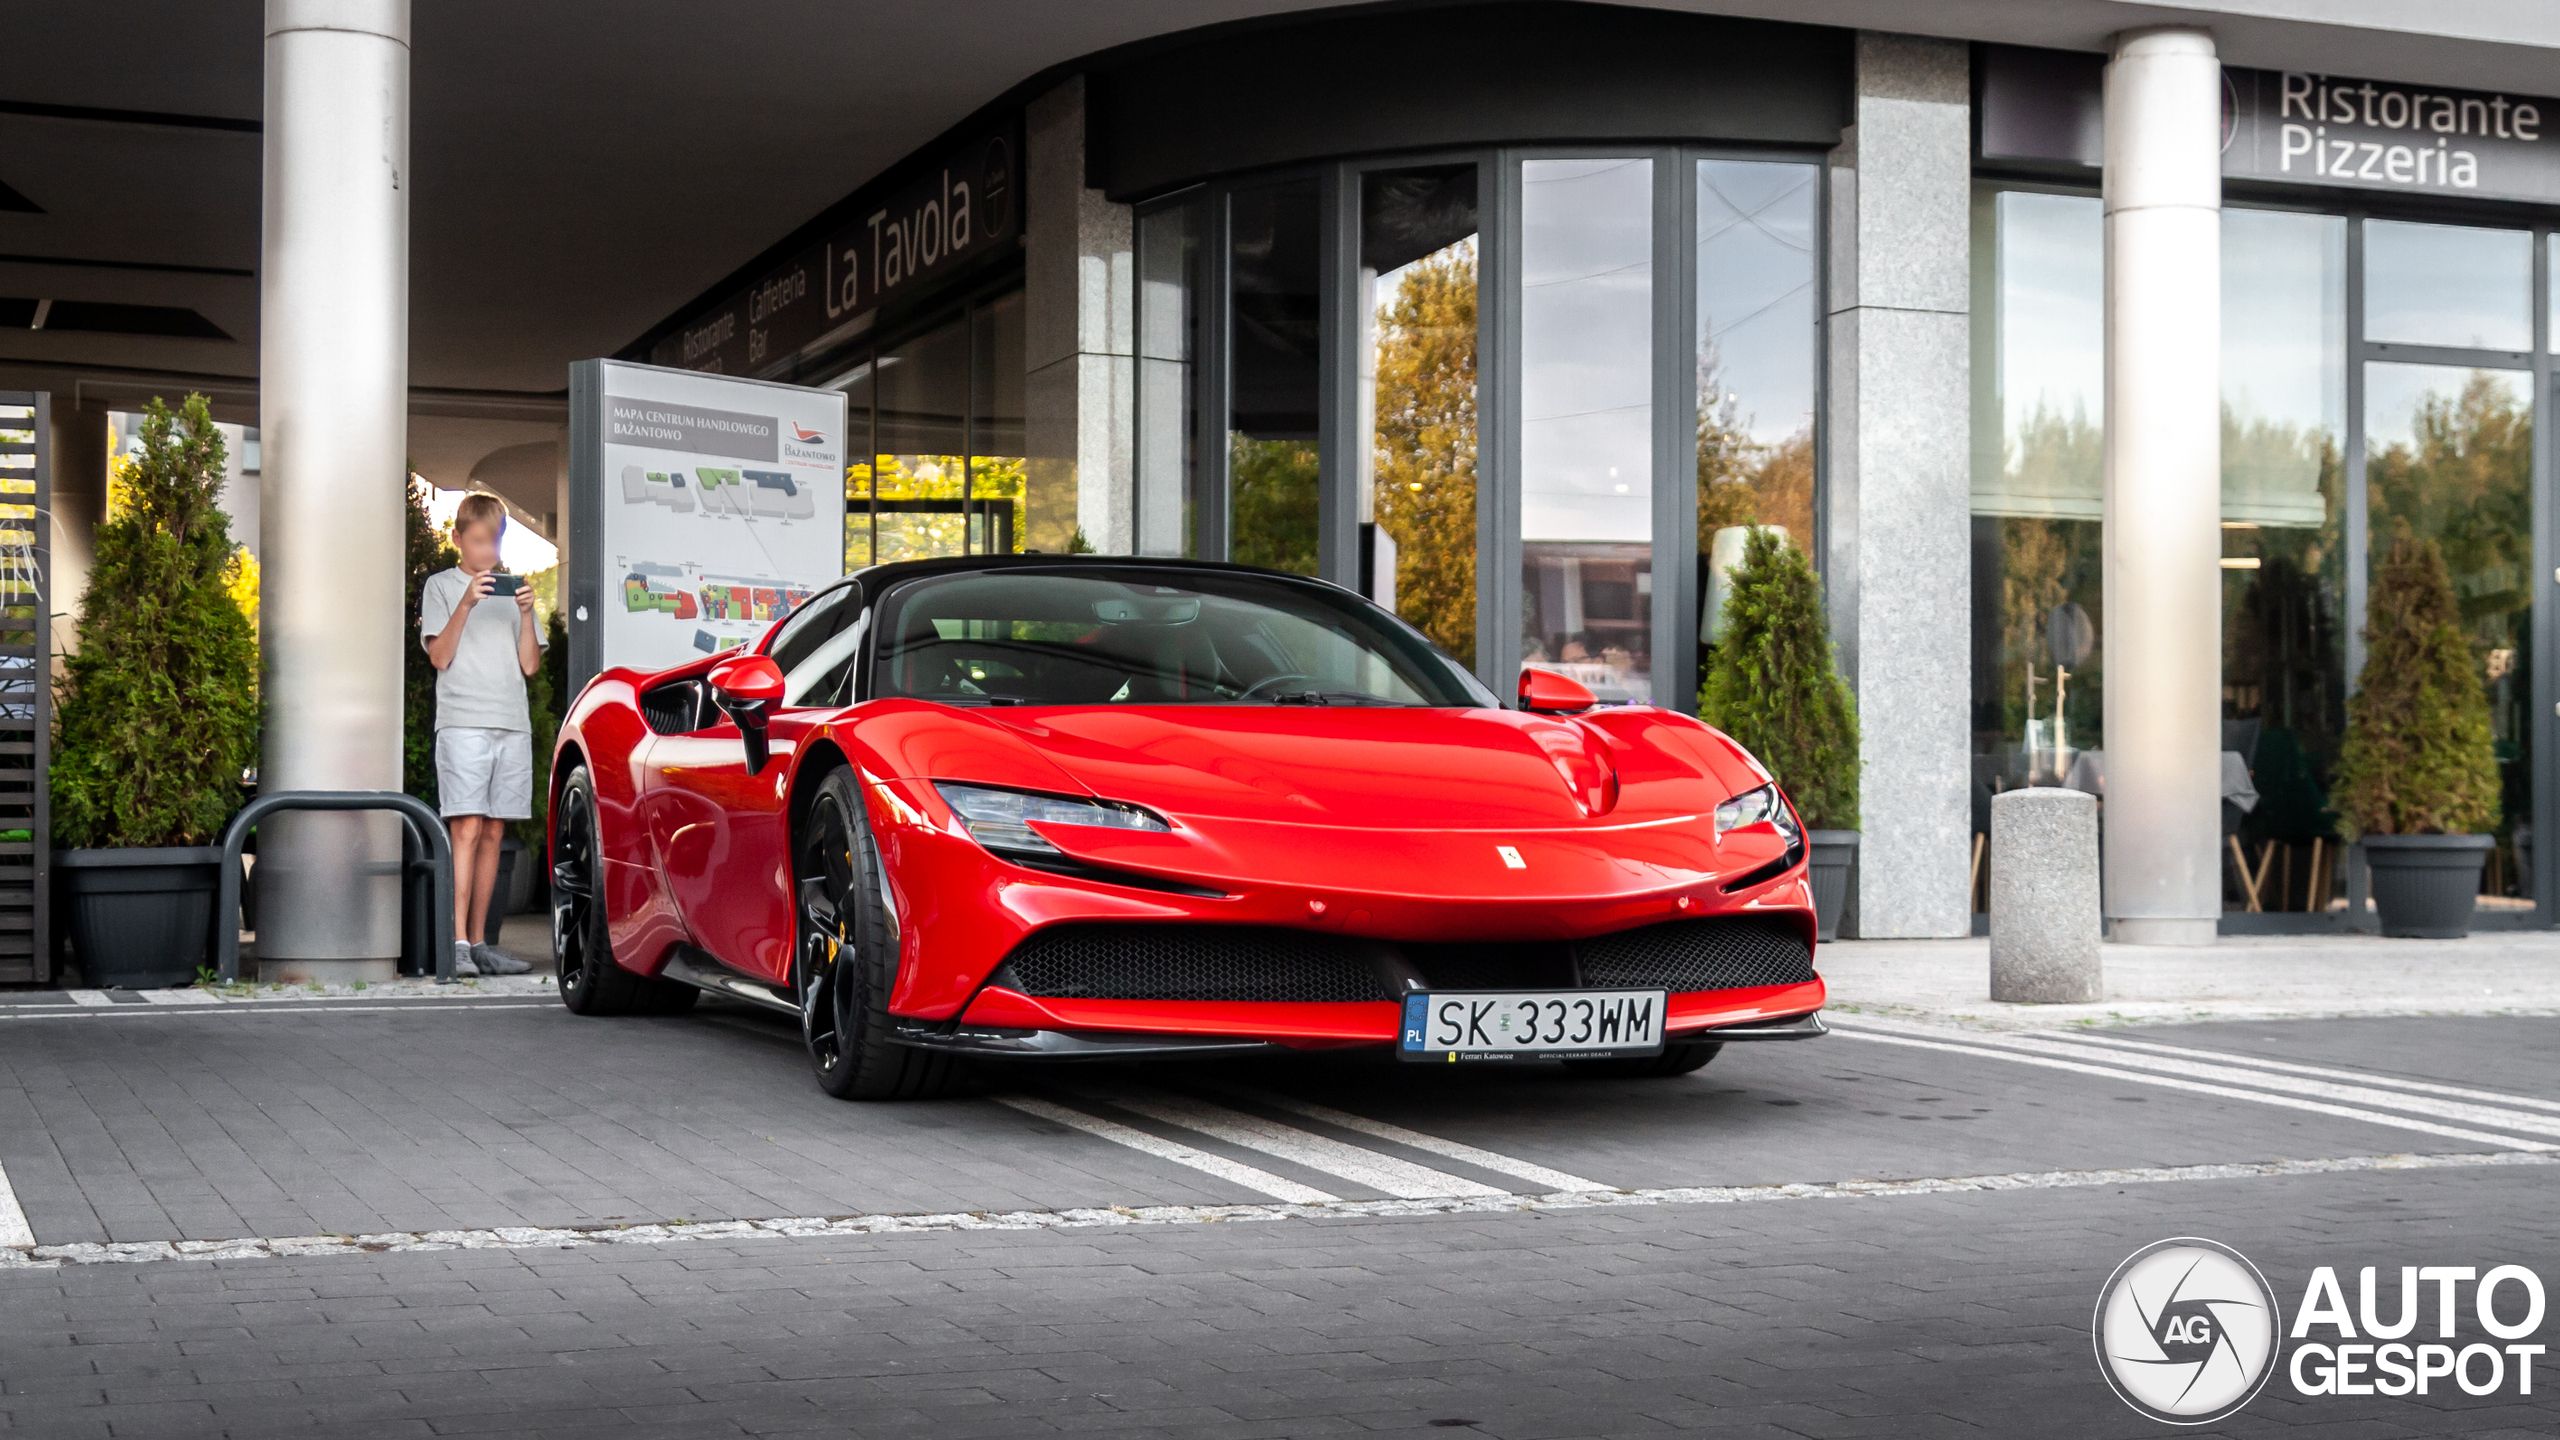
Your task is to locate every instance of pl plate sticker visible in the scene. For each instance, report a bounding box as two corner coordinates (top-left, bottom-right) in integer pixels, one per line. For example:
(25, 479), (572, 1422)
(2094, 1238), (2282, 1424)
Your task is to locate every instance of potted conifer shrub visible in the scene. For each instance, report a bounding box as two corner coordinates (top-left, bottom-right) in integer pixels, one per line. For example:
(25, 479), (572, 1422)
(52, 396), (259, 987)
(1700, 527), (1861, 940)
(2331, 525), (2500, 938)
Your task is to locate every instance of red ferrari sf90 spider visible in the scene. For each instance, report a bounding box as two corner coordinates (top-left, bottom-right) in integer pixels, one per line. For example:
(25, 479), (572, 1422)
(549, 556), (1825, 1099)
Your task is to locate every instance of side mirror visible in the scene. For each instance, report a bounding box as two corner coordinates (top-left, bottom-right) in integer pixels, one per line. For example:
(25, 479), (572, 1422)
(1518, 666), (1596, 715)
(708, 654), (787, 775)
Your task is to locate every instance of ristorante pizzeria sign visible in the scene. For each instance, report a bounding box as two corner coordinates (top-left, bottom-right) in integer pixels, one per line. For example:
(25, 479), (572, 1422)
(647, 125), (1018, 376)
(1979, 47), (2560, 206)
(2230, 69), (2549, 200)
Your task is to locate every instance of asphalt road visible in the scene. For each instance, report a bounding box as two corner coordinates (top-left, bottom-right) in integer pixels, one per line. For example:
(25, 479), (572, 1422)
(1, 993), (2556, 1437)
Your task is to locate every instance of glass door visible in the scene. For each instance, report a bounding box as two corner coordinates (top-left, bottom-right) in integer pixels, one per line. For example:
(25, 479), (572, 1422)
(1134, 148), (1827, 709)
(1518, 156), (1657, 702)
(2354, 217), (2543, 920)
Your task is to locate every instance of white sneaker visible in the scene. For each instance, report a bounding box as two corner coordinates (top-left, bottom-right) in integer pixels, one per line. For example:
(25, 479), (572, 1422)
(449, 940), (480, 977)
(471, 943), (532, 976)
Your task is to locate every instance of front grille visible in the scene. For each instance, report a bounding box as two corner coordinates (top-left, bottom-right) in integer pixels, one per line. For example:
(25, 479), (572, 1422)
(1572, 917), (1813, 993)
(1404, 940), (1573, 991)
(1000, 924), (1395, 1003)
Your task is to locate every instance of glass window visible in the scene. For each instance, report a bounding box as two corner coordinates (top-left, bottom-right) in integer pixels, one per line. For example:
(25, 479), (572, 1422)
(836, 358), (876, 568)
(1520, 157), (1654, 702)
(874, 314), (971, 562)
(1695, 157), (1818, 664)
(1975, 191), (2103, 522)
(1361, 163), (1479, 669)
(971, 290), (1030, 554)
(872, 566), (1491, 708)
(1969, 189), (2104, 790)
(2363, 220), (2532, 352)
(2221, 209), (2347, 889)
(1136, 202), (1199, 557)
(835, 291), (1027, 567)
(1228, 178), (1323, 575)
(2364, 363), (2533, 880)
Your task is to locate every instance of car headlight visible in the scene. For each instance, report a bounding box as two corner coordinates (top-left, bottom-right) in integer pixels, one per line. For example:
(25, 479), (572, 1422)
(934, 782), (1170, 857)
(1715, 783), (1802, 847)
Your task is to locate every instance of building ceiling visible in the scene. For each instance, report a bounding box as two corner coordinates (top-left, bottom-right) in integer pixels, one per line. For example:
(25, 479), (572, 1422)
(1, 0), (2554, 504)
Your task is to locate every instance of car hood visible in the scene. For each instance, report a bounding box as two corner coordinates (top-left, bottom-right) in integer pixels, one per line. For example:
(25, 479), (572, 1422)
(845, 699), (1786, 909)
(972, 704), (1753, 830)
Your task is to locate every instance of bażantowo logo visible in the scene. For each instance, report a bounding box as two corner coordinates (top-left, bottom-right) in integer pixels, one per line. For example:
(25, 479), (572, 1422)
(2095, 1238), (2283, 1424)
(790, 422), (826, 443)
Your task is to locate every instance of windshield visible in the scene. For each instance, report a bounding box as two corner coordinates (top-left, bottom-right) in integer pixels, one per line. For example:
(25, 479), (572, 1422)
(765, 581), (865, 707)
(874, 567), (1493, 708)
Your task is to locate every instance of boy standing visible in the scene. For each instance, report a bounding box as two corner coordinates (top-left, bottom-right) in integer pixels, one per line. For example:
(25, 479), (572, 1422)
(419, 494), (543, 977)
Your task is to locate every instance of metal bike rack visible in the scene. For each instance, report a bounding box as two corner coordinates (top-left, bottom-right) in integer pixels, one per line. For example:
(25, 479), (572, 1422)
(216, 790), (455, 983)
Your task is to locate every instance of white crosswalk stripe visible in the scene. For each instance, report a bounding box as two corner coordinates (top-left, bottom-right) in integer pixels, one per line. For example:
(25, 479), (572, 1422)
(138, 989), (219, 1006)
(1087, 1088), (1510, 1199)
(0, 1161), (32, 1248)
(2050, 1029), (2560, 1114)
(1983, 1030), (2560, 1138)
(992, 1095), (1339, 1203)
(1830, 1018), (2554, 1152)
(1211, 1086), (1610, 1193)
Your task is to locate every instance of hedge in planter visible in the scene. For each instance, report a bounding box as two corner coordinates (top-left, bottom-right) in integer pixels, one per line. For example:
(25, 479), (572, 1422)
(2331, 524), (2500, 937)
(52, 395), (258, 986)
(1698, 527), (1859, 939)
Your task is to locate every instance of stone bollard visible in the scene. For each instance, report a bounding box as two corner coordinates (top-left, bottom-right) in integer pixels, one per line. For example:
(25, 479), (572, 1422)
(1989, 787), (2103, 1003)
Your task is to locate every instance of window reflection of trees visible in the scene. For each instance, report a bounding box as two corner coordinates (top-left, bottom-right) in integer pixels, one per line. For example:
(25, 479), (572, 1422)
(2365, 368), (2533, 854)
(1370, 245), (1477, 664)
(1694, 345), (1813, 542)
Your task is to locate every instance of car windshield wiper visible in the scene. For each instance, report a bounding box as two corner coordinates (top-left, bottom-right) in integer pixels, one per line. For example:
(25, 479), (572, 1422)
(1264, 691), (1414, 707)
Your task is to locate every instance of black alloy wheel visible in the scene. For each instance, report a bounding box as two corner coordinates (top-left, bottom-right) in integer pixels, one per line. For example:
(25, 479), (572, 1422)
(552, 766), (696, 1017)
(794, 766), (953, 1100)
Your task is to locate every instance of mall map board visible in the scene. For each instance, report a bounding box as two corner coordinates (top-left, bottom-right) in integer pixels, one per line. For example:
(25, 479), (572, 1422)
(566, 359), (846, 687)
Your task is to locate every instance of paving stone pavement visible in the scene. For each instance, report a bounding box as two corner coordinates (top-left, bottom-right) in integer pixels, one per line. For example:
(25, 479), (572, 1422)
(8, 1001), (2558, 1246)
(1, 985), (2555, 1435)
(2, 1162), (2556, 1438)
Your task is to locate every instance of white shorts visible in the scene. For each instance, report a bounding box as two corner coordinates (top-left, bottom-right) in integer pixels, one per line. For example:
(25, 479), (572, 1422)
(436, 726), (534, 819)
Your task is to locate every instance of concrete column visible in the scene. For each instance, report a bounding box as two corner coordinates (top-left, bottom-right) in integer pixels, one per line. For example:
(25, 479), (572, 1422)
(257, 0), (410, 976)
(2101, 28), (2222, 946)
(1024, 77), (1134, 555)
(1822, 34), (1972, 938)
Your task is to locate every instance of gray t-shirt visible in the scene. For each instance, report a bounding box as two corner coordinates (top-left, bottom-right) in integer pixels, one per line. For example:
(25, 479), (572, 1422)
(419, 569), (546, 732)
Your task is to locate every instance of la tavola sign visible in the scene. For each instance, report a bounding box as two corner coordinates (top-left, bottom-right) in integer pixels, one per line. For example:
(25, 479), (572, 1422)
(650, 126), (1017, 376)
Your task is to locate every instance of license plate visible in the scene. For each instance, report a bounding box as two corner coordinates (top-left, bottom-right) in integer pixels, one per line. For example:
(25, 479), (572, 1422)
(1398, 989), (1667, 1062)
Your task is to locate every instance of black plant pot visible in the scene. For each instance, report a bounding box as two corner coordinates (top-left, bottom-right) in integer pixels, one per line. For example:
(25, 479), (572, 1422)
(2364, 833), (2491, 939)
(1806, 830), (1859, 943)
(58, 846), (225, 988)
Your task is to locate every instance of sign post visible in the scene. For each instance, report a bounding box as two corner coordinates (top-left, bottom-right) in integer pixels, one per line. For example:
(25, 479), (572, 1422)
(566, 359), (847, 690)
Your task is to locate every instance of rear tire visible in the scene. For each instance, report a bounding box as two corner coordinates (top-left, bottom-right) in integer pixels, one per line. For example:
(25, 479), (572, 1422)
(1563, 1042), (1722, 1078)
(796, 766), (953, 1100)
(552, 766), (700, 1018)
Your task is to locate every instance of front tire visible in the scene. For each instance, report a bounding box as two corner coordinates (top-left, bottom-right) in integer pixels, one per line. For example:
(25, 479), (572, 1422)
(1563, 1042), (1722, 1078)
(796, 766), (953, 1100)
(552, 766), (697, 1018)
